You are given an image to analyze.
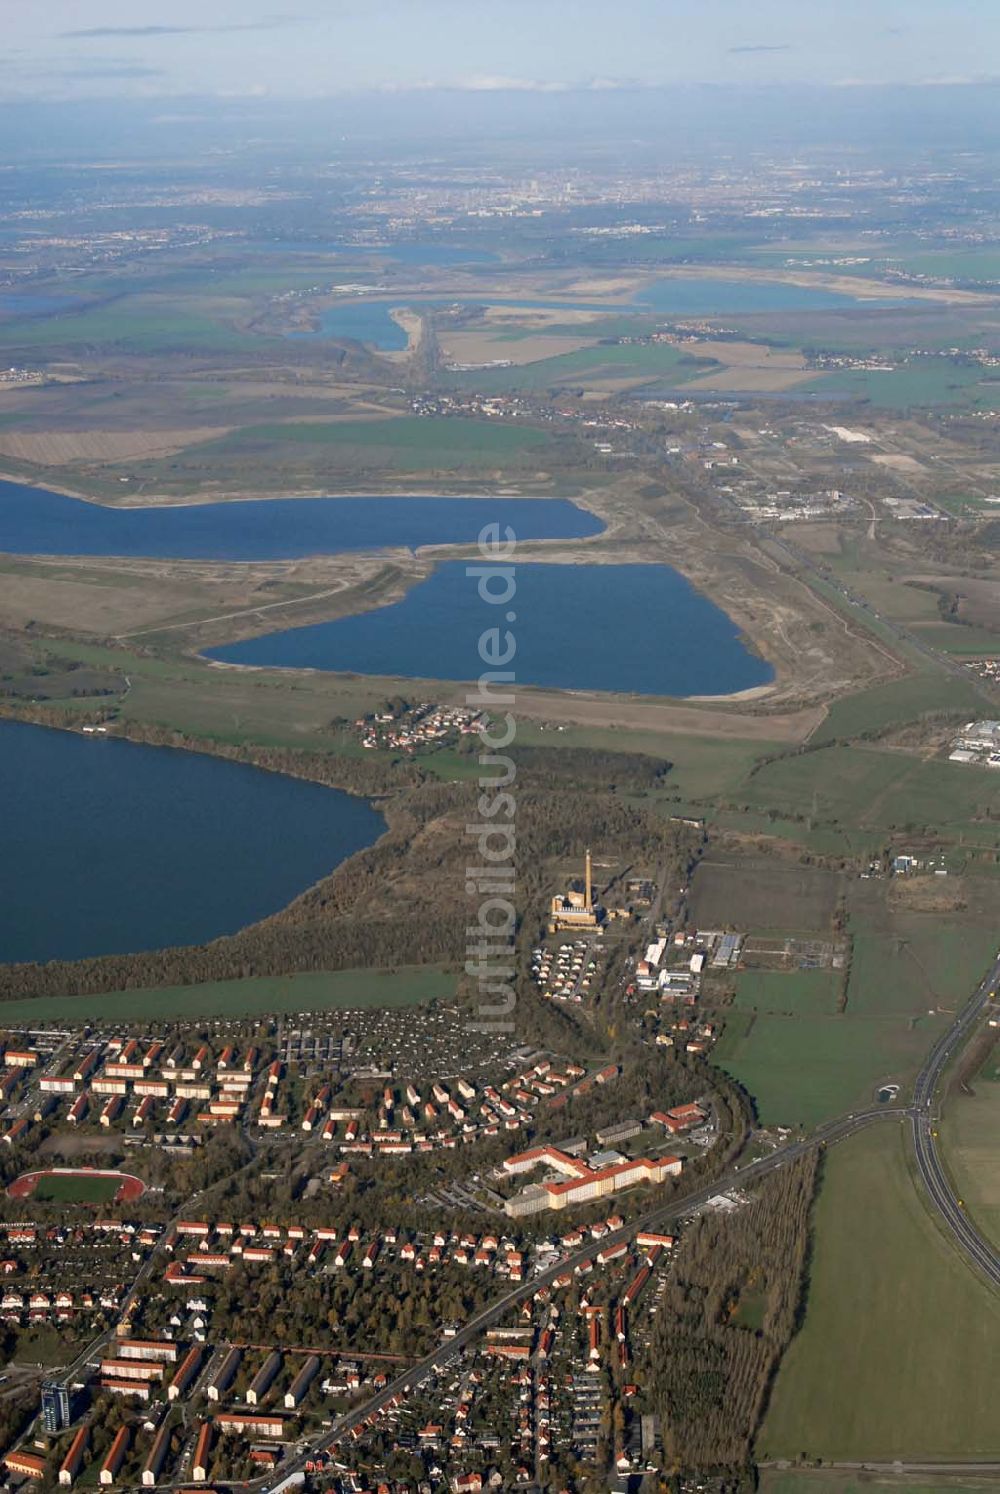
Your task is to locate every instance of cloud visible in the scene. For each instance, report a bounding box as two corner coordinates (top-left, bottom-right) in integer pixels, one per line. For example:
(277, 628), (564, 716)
(68, 64), (167, 79)
(727, 44), (792, 54)
(0, 61), (166, 82)
(61, 18), (301, 39)
(457, 75), (570, 92)
(833, 73), (1000, 87)
(382, 74), (644, 95)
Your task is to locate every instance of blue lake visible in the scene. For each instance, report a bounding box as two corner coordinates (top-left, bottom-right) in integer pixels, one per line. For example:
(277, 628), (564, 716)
(0, 719), (384, 965)
(208, 561), (773, 698)
(0, 482), (603, 562)
(306, 277), (888, 350)
(296, 300), (411, 351)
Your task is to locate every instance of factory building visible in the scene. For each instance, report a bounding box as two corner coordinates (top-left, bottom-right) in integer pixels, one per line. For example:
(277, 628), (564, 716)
(549, 849), (603, 932)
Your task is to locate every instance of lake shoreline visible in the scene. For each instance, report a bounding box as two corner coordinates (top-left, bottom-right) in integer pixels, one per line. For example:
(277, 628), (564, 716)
(206, 558), (775, 700)
(0, 469), (593, 510)
(0, 712), (390, 969)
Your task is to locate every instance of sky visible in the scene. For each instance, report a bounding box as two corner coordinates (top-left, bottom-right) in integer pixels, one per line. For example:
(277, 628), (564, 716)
(1, 0), (998, 101)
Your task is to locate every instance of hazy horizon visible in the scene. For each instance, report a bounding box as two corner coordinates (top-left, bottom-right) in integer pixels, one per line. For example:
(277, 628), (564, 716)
(4, 0), (1000, 104)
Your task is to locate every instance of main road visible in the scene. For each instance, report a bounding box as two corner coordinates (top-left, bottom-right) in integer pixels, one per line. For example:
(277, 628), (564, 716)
(69, 960), (996, 1494)
(910, 949), (1000, 1289)
(223, 967), (1000, 1491)
(206, 1104), (910, 1492)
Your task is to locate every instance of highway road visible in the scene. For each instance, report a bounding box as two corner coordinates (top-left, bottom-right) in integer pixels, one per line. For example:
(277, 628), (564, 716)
(910, 951), (1000, 1289)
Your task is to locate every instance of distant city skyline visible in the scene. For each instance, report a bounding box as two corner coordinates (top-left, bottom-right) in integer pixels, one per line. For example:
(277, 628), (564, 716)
(2, 0), (998, 102)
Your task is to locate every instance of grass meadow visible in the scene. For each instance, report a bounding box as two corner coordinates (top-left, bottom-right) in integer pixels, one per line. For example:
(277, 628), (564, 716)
(760, 1123), (1000, 1460)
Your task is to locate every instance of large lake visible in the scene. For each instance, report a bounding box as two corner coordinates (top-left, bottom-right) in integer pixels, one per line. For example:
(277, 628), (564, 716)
(306, 278), (889, 351)
(0, 482), (603, 562)
(208, 561), (773, 698)
(0, 719), (384, 966)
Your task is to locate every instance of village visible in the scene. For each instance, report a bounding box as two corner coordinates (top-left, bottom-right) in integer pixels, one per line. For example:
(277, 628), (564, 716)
(0, 1194), (706, 1493)
(350, 703), (487, 754)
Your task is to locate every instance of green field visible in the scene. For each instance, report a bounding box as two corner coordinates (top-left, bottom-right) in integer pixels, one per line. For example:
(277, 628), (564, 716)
(761, 1474), (1000, 1494)
(233, 416), (551, 457)
(732, 970), (839, 1016)
(454, 340), (715, 392)
(743, 744), (1000, 844)
(515, 720), (771, 799)
(847, 926), (997, 1017)
(801, 360), (998, 410)
(702, 808), (861, 858)
(715, 1010), (944, 1127)
(810, 671), (985, 745)
(12, 637), (426, 754)
(31, 1173), (124, 1203)
(0, 964), (453, 1026)
(760, 1124), (1000, 1460)
(940, 1054), (1000, 1249)
(911, 620), (1000, 655)
(0, 297), (266, 354)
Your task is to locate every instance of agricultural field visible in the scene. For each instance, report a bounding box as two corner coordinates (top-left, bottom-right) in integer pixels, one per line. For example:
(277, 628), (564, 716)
(759, 1124), (1000, 1461)
(0, 964), (452, 1026)
(760, 1475), (1000, 1494)
(731, 970), (839, 1016)
(223, 416), (553, 459)
(798, 360), (999, 410)
(908, 621), (1000, 656)
(940, 1046), (1000, 1250)
(514, 719), (770, 798)
(715, 1010), (945, 1127)
(809, 670), (986, 746)
(126, 414), (567, 493)
(846, 923), (997, 1018)
(741, 744), (1000, 845)
(453, 339), (715, 393)
(0, 296), (270, 355)
(688, 856), (842, 933)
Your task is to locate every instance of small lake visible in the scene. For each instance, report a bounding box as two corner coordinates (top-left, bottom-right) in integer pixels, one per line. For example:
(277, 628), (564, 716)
(208, 561), (773, 698)
(0, 719), (384, 966)
(0, 482), (603, 562)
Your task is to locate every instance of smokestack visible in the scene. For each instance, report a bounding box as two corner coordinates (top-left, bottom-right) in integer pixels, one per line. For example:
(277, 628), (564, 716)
(585, 848), (592, 911)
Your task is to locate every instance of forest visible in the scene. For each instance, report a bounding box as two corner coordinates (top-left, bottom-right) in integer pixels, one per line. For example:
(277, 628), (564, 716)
(642, 1151), (818, 1478)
